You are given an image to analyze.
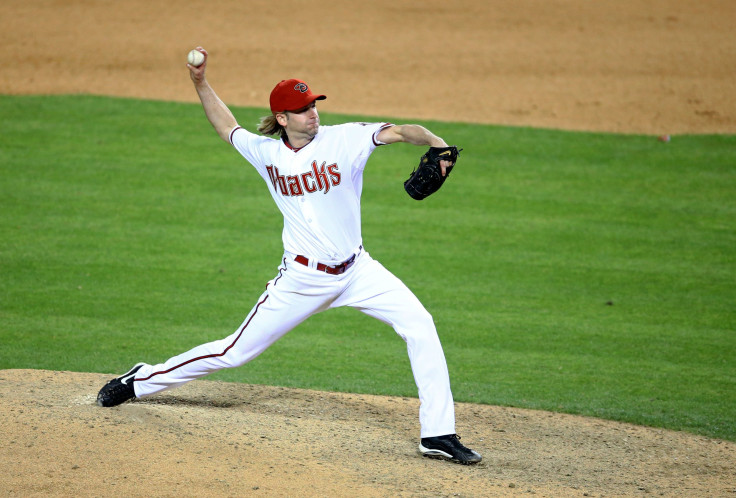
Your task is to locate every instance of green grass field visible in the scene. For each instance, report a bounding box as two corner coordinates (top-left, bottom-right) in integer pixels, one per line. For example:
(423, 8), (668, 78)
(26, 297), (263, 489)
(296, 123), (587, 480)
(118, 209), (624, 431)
(1, 94), (734, 441)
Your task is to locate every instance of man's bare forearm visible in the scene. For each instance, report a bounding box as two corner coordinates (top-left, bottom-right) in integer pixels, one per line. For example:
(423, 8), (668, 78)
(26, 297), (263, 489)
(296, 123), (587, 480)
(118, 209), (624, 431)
(377, 124), (448, 147)
(194, 79), (238, 142)
(186, 47), (238, 142)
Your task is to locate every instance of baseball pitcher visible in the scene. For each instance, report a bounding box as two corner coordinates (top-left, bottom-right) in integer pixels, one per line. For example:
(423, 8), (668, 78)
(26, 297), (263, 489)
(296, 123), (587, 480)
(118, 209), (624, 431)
(97, 47), (481, 465)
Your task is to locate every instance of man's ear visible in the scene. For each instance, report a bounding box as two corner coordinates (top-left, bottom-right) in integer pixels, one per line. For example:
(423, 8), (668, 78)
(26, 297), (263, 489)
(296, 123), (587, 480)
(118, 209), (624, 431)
(275, 112), (288, 127)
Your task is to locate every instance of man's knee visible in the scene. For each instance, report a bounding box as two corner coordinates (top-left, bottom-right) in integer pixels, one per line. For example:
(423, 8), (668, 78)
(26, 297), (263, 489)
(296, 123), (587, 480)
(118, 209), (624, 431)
(397, 306), (437, 338)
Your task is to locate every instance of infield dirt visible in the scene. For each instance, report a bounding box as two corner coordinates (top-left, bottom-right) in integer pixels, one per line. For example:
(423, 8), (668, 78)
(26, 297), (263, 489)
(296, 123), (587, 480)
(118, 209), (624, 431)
(1, 0), (735, 496)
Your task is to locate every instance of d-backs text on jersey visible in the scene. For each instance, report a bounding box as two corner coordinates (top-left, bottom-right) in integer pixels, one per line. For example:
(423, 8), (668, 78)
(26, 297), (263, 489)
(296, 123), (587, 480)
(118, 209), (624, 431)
(266, 161), (341, 197)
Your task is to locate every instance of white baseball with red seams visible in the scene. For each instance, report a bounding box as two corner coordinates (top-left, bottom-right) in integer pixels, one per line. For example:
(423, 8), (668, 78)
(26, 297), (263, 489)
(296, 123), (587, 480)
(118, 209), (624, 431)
(129, 78), (457, 438)
(187, 49), (204, 67)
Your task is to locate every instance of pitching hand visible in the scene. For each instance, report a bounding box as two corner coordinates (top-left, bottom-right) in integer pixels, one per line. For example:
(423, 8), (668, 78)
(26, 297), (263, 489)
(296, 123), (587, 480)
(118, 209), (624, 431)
(187, 47), (208, 84)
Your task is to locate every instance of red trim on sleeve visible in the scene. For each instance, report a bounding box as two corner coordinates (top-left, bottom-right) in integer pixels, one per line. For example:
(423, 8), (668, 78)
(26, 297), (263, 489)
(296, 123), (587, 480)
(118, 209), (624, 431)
(229, 126), (243, 145)
(372, 123), (394, 147)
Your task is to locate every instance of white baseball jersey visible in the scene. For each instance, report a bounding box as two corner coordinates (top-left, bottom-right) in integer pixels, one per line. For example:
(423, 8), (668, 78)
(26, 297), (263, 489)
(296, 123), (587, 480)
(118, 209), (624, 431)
(229, 122), (392, 264)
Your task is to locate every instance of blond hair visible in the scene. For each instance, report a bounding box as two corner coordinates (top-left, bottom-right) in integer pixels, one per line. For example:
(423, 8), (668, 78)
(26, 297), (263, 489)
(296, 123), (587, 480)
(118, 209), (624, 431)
(257, 114), (286, 137)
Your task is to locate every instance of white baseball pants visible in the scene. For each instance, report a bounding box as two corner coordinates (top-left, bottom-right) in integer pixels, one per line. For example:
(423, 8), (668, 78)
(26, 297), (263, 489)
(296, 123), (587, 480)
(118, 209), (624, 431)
(132, 250), (456, 438)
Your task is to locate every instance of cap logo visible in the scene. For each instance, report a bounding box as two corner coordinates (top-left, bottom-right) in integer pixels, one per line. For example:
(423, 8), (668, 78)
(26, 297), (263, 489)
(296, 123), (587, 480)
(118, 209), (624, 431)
(294, 82), (308, 93)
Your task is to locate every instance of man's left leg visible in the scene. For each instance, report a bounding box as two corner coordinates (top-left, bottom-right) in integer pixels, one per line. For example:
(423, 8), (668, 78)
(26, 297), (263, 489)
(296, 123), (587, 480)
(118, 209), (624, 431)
(331, 252), (455, 437)
(331, 252), (481, 463)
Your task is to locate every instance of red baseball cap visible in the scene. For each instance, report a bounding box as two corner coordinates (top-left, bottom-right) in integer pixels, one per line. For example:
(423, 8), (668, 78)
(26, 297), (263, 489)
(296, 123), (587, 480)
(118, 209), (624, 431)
(270, 79), (326, 113)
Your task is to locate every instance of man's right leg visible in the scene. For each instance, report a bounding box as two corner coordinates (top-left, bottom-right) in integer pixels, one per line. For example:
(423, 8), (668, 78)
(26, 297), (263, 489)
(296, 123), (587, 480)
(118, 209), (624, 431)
(132, 290), (303, 398)
(103, 259), (336, 402)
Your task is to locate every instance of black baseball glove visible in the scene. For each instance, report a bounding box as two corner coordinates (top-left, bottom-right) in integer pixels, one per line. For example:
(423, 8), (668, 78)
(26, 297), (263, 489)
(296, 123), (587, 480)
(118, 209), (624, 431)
(404, 146), (461, 200)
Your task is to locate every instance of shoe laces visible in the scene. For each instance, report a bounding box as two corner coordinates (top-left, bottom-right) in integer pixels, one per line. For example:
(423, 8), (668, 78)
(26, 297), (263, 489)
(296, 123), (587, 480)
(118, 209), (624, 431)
(445, 434), (473, 451)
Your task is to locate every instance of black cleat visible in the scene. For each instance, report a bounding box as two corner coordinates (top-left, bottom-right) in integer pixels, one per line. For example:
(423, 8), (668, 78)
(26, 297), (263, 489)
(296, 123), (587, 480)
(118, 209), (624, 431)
(96, 363), (144, 407)
(419, 434), (482, 464)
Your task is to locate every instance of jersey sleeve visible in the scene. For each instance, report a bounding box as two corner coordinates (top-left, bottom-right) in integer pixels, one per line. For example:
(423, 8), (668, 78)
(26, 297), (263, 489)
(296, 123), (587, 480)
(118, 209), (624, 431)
(228, 126), (275, 175)
(338, 122), (393, 170)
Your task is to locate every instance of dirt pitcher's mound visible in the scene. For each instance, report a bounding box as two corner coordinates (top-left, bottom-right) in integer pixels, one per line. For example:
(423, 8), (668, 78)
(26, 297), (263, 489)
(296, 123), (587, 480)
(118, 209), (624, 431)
(1, 370), (734, 497)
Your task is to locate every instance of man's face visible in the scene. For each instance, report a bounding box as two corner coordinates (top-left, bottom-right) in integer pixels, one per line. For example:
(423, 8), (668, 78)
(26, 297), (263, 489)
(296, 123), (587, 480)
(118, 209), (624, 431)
(281, 102), (320, 139)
